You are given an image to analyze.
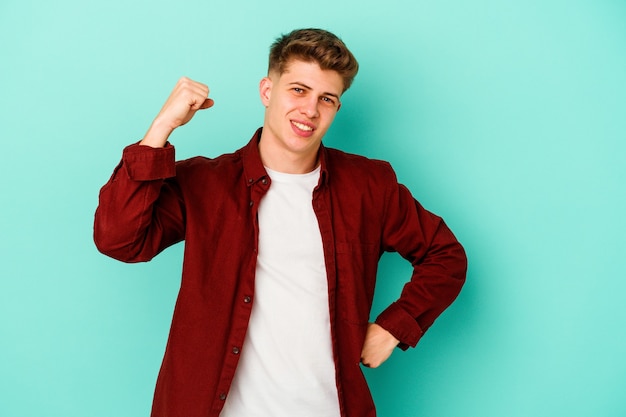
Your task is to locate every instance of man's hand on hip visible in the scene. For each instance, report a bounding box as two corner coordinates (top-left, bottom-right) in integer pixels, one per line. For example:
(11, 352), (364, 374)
(360, 323), (400, 368)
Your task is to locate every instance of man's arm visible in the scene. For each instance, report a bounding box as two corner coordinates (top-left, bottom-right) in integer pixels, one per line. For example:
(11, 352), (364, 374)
(94, 77), (214, 261)
(361, 170), (467, 368)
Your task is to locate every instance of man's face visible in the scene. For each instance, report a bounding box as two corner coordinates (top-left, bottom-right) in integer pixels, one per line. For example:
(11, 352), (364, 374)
(259, 59), (343, 168)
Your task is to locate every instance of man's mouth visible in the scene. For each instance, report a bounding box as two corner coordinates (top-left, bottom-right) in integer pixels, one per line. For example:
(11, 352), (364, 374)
(291, 121), (314, 132)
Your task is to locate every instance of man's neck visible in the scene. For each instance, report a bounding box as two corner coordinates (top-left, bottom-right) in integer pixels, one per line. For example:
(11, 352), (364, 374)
(258, 137), (320, 174)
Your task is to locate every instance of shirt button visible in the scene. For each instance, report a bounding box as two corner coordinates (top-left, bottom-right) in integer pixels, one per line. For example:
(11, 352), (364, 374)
(243, 296), (251, 303)
(249, 201), (254, 207)
(232, 347), (240, 355)
(219, 393), (227, 401)
(261, 178), (268, 185)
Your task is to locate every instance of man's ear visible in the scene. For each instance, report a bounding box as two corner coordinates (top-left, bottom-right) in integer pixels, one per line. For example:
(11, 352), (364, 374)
(259, 76), (272, 107)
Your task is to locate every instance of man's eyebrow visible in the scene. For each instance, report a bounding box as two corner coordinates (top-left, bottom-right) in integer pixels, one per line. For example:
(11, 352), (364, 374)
(289, 82), (340, 99)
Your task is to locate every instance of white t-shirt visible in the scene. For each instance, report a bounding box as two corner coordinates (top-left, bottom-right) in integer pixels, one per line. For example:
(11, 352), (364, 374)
(220, 166), (340, 417)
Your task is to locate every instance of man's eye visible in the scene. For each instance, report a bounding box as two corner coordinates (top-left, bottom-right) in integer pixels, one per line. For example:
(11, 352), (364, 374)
(293, 88), (304, 93)
(321, 97), (335, 104)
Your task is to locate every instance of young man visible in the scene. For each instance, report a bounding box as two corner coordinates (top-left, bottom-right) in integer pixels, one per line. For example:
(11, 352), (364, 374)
(94, 28), (467, 417)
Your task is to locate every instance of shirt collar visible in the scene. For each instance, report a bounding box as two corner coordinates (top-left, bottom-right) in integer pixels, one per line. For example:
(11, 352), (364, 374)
(242, 127), (330, 187)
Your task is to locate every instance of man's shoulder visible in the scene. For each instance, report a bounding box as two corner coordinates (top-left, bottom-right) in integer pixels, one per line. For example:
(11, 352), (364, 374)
(174, 147), (245, 180)
(324, 147), (395, 178)
(175, 129), (262, 180)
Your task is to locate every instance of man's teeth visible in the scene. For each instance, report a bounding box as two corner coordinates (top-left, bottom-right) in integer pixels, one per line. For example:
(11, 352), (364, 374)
(292, 121), (313, 131)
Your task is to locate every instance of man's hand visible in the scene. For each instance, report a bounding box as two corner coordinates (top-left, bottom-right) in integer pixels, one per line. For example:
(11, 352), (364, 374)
(360, 323), (400, 368)
(140, 77), (215, 148)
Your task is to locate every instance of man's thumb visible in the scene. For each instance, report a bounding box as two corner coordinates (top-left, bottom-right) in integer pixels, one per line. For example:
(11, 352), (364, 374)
(200, 98), (215, 110)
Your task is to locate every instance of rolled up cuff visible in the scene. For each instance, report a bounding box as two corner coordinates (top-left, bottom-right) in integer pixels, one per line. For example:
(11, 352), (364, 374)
(375, 302), (424, 350)
(122, 142), (176, 181)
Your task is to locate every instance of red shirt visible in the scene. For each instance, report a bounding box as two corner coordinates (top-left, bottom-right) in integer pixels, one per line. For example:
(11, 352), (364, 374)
(94, 128), (467, 417)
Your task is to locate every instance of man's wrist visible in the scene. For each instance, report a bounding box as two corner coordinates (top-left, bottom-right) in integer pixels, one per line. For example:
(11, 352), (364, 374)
(140, 119), (174, 148)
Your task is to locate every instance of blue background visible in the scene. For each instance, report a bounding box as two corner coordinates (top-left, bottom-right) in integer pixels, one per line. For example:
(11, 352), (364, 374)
(1, 1), (625, 416)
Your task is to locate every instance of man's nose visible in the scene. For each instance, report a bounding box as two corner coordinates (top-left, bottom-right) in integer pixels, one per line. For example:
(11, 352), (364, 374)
(300, 97), (319, 118)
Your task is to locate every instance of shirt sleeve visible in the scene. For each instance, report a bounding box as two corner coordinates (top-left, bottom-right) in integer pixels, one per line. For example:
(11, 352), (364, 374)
(93, 142), (186, 263)
(375, 166), (467, 349)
